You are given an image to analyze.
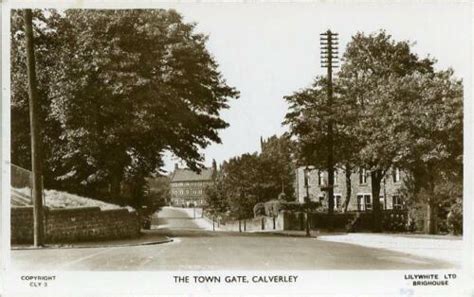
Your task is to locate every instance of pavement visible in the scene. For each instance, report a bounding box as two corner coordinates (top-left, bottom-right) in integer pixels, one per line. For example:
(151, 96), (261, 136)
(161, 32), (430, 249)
(11, 231), (172, 250)
(10, 206), (459, 270)
(318, 233), (462, 267)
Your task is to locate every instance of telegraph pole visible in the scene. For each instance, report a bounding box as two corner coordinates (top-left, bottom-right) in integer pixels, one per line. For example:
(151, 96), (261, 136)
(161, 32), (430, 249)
(320, 30), (339, 216)
(24, 9), (45, 247)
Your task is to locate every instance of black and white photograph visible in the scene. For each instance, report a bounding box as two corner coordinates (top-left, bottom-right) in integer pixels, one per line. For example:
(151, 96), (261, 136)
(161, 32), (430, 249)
(1, 1), (472, 296)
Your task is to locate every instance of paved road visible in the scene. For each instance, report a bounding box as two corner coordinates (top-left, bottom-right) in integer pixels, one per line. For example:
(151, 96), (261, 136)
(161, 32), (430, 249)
(152, 207), (206, 230)
(10, 207), (454, 270)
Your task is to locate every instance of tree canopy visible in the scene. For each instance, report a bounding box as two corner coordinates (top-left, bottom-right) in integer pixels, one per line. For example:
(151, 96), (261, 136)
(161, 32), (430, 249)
(284, 30), (463, 231)
(204, 134), (296, 219)
(11, 9), (239, 205)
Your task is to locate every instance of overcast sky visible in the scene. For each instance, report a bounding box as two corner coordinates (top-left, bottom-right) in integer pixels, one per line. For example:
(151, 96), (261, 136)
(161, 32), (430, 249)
(156, 2), (471, 172)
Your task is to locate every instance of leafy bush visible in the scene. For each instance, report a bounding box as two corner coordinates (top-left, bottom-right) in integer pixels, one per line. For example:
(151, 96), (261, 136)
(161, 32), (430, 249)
(253, 202), (266, 217)
(381, 210), (408, 232)
(281, 201), (320, 212)
(262, 200), (322, 217)
(310, 213), (354, 230)
(447, 199), (462, 235)
(264, 200), (282, 217)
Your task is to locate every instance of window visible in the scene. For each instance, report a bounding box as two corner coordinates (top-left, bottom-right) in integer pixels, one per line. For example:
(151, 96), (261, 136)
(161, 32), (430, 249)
(379, 195), (385, 210)
(318, 195), (324, 204)
(335, 194), (342, 209)
(359, 168), (368, 184)
(318, 170), (324, 186)
(365, 195), (372, 210)
(304, 169), (310, 187)
(357, 195), (364, 211)
(392, 168), (401, 183)
(392, 195), (403, 210)
(333, 169), (338, 185)
(357, 194), (372, 211)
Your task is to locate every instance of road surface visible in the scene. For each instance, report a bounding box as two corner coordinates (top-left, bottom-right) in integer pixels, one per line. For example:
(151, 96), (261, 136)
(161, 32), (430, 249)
(10, 207), (454, 270)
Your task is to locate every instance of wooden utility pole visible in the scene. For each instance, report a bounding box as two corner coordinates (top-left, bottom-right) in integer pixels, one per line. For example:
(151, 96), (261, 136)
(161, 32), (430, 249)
(24, 9), (45, 247)
(320, 30), (339, 217)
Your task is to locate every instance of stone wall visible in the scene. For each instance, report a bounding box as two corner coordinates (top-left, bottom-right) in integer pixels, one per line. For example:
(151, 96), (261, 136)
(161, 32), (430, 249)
(11, 206), (140, 244)
(215, 216), (277, 232)
(278, 210), (409, 232)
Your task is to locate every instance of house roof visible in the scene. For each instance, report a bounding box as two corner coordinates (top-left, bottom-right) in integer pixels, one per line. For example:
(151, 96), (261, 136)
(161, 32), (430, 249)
(170, 168), (214, 183)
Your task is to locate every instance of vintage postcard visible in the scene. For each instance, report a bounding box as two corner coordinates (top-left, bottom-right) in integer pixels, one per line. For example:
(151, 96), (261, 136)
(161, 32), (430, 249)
(1, 0), (472, 296)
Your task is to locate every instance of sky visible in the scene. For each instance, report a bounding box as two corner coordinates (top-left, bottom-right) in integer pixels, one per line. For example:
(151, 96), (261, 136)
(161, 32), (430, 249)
(151, 2), (471, 172)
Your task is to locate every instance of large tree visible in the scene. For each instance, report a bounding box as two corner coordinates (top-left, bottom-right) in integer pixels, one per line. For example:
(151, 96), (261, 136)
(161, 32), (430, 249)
(284, 30), (462, 232)
(284, 77), (358, 213)
(259, 133), (296, 200)
(338, 31), (436, 230)
(392, 70), (463, 233)
(204, 134), (296, 219)
(11, 9), (239, 205)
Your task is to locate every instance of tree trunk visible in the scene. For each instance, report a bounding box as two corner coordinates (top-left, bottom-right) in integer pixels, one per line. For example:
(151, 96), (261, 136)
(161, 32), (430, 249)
(110, 172), (122, 201)
(239, 219), (242, 232)
(370, 169), (384, 232)
(343, 164), (352, 212)
(426, 199), (438, 234)
(24, 9), (45, 247)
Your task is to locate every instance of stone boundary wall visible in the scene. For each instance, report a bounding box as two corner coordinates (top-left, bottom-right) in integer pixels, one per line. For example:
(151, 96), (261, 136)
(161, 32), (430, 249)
(11, 206), (140, 244)
(217, 216), (283, 232)
(204, 210), (408, 233)
(278, 210), (409, 232)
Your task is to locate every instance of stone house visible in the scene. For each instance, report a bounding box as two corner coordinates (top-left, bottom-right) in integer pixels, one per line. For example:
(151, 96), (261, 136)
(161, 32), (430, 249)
(170, 164), (215, 207)
(294, 166), (405, 211)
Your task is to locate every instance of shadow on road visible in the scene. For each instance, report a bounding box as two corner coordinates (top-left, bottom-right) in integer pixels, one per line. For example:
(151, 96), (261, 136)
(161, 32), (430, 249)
(147, 228), (320, 239)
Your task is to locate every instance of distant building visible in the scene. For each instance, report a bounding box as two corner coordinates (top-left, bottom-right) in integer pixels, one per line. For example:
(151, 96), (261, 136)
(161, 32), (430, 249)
(170, 164), (215, 207)
(294, 166), (405, 211)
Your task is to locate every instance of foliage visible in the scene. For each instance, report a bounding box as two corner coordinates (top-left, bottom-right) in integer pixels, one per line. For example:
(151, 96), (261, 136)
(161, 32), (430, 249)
(263, 199), (281, 217)
(253, 202), (265, 217)
(284, 77), (357, 169)
(263, 200), (320, 217)
(204, 179), (229, 216)
(284, 30), (463, 232)
(337, 31), (441, 220)
(203, 134), (296, 219)
(259, 134), (296, 200)
(447, 199), (462, 235)
(380, 211), (409, 232)
(11, 9), (238, 206)
(143, 175), (171, 212)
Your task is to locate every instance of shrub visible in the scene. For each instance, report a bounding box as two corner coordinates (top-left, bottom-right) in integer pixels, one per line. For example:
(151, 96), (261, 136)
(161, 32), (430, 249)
(262, 200), (321, 217)
(381, 210), (408, 232)
(280, 201), (320, 212)
(253, 202), (266, 217)
(264, 199), (282, 217)
(447, 199), (462, 235)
